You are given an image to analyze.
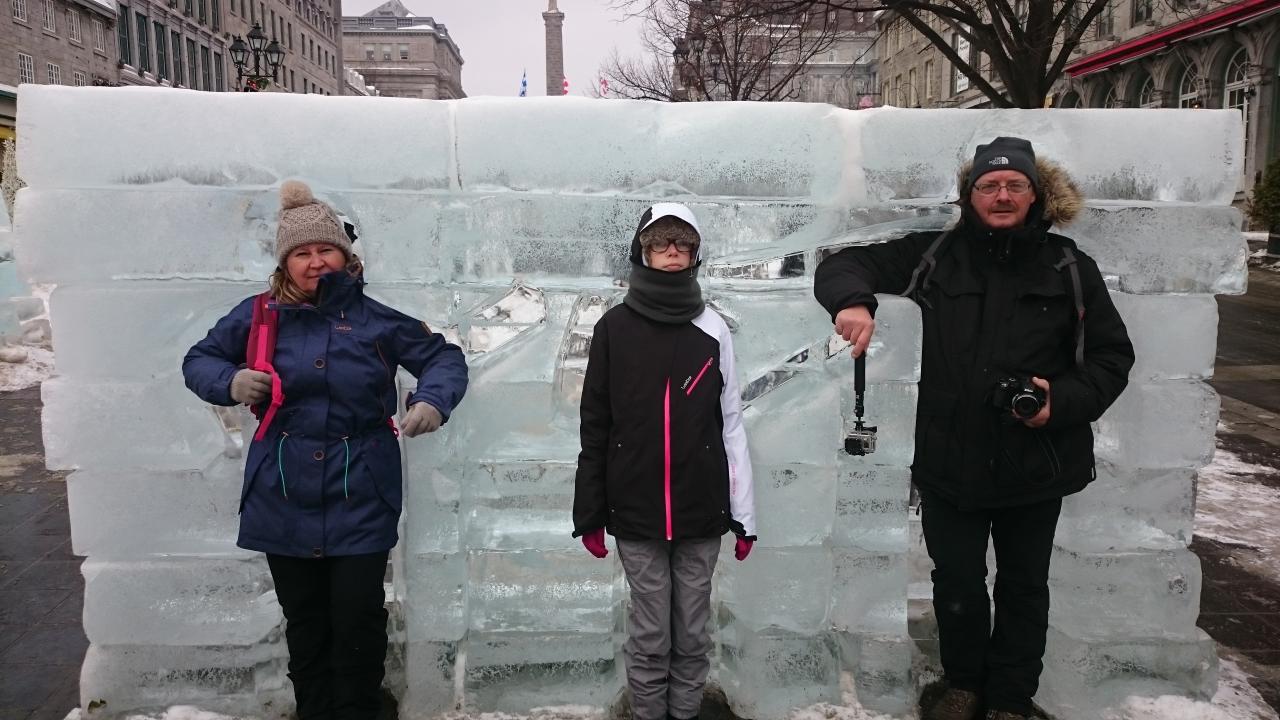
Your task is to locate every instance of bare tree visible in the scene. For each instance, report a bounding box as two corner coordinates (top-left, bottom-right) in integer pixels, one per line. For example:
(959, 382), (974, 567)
(601, 0), (856, 102)
(742, 0), (1117, 108)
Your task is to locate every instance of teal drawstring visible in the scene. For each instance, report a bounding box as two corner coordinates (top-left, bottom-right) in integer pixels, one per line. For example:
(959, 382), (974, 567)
(342, 437), (350, 500)
(277, 433), (289, 499)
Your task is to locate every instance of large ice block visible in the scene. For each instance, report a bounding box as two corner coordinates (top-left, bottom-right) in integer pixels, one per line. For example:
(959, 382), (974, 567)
(461, 631), (621, 712)
(466, 550), (619, 634)
(1069, 204), (1247, 294)
(401, 553), (468, 643)
(455, 97), (844, 198)
(42, 376), (235, 472)
(829, 550), (908, 637)
(18, 87), (453, 189)
(718, 625), (841, 720)
(79, 642), (290, 718)
(49, 282), (257, 381)
(1110, 292), (1218, 382)
(67, 459), (248, 559)
(856, 108), (1243, 204)
(1036, 627), (1218, 717)
(1093, 381), (1219, 469)
(832, 463), (910, 553)
(81, 557), (281, 646)
(1060, 463), (1196, 546)
(1048, 541), (1202, 640)
(716, 548), (832, 634)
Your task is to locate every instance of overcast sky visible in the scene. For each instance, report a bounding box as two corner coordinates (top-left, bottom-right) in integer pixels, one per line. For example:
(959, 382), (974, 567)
(339, 0), (648, 97)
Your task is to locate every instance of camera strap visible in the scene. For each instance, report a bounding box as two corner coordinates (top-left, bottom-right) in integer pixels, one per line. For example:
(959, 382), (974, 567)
(900, 230), (952, 307)
(1054, 247), (1086, 369)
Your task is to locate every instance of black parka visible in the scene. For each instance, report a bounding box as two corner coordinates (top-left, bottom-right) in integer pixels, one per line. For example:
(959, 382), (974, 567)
(814, 160), (1134, 509)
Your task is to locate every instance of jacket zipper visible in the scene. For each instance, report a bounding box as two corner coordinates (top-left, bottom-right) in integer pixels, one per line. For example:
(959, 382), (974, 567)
(686, 356), (714, 396)
(664, 378), (673, 541)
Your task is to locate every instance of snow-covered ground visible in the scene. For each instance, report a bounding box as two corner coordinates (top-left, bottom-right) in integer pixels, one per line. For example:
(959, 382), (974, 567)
(1196, 443), (1280, 583)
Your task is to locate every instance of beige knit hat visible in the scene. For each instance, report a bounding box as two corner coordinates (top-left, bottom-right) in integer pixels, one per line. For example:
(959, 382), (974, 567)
(274, 180), (353, 266)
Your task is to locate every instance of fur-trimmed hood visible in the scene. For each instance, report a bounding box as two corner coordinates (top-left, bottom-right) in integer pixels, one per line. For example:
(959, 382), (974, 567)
(956, 157), (1084, 227)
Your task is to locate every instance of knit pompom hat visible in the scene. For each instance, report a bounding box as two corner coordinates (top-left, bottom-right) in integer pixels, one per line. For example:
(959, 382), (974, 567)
(274, 180), (352, 266)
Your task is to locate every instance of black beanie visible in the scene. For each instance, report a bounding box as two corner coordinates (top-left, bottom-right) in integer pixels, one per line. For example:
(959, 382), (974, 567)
(967, 136), (1039, 191)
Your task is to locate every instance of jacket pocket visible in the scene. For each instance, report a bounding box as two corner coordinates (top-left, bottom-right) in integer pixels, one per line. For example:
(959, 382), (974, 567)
(240, 441), (275, 513)
(1012, 280), (1073, 364)
(362, 438), (404, 514)
(995, 424), (1061, 486)
(913, 388), (959, 477)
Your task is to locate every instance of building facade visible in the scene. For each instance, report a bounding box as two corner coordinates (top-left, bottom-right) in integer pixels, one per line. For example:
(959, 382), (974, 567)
(340, 0), (462, 99)
(671, 4), (878, 108)
(791, 8), (878, 109)
(113, 0), (339, 94)
(1062, 0), (1279, 188)
(0, 0), (117, 133)
(876, 2), (1279, 189)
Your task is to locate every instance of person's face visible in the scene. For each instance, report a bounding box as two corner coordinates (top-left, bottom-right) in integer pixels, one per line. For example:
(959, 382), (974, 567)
(970, 170), (1037, 230)
(285, 242), (347, 296)
(642, 220), (698, 272)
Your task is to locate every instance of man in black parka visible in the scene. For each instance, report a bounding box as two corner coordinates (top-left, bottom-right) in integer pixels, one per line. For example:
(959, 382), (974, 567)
(814, 137), (1134, 720)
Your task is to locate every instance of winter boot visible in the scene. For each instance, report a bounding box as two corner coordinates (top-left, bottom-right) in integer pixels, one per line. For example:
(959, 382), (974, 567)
(985, 711), (1028, 720)
(927, 688), (980, 720)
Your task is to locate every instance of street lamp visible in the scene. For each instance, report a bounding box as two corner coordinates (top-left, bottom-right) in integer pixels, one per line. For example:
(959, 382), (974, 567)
(229, 22), (283, 91)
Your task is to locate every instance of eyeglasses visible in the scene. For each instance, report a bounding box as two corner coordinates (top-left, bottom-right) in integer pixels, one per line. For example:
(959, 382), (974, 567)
(644, 238), (698, 253)
(973, 180), (1033, 196)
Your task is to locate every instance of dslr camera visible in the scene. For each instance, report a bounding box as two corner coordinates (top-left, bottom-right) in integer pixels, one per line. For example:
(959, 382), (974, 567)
(991, 375), (1046, 421)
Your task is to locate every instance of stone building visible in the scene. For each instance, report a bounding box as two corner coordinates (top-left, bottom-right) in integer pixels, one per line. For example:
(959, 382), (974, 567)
(340, 0), (463, 99)
(0, 0), (117, 134)
(672, 4), (878, 107)
(1062, 0), (1279, 188)
(113, 0), (340, 94)
(876, 1), (1280, 189)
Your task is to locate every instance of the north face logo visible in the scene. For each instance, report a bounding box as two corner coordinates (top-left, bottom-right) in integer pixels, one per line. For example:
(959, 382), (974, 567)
(989, 156), (1010, 166)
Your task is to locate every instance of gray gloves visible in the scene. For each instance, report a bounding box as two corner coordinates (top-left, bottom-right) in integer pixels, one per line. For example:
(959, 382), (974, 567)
(230, 369), (272, 405)
(402, 402), (443, 438)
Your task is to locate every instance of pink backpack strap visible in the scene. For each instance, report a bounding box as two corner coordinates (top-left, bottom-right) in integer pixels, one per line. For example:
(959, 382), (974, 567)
(245, 292), (285, 442)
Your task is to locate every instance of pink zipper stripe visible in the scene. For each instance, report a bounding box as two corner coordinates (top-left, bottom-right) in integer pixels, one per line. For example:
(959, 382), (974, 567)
(664, 379), (673, 541)
(686, 356), (715, 396)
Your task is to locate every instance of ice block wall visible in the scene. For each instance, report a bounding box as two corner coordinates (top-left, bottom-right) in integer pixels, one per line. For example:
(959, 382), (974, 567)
(13, 86), (1244, 719)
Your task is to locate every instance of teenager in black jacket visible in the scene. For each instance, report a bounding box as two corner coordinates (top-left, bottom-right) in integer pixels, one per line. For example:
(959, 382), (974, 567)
(815, 138), (1134, 720)
(573, 203), (757, 720)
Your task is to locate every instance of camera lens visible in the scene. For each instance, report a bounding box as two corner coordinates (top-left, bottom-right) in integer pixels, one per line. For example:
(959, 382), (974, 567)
(1011, 393), (1041, 419)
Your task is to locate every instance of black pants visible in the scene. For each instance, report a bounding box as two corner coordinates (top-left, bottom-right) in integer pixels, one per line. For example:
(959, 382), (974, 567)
(919, 490), (1062, 717)
(266, 552), (390, 720)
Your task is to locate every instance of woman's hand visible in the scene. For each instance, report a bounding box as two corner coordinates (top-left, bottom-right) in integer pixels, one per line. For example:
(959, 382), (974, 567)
(230, 369), (272, 405)
(402, 402), (443, 437)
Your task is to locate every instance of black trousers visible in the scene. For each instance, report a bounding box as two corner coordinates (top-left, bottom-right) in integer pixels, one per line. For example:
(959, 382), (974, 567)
(266, 551), (390, 720)
(919, 490), (1062, 717)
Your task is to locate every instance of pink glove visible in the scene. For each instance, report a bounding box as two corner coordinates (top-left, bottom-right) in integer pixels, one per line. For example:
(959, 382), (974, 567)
(735, 536), (754, 561)
(582, 528), (608, 559)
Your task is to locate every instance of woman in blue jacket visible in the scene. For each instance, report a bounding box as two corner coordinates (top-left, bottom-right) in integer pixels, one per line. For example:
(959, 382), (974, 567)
(183, 180), (468, 720)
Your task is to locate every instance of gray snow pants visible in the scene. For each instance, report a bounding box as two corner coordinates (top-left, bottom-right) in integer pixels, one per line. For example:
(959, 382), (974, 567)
(616, 537), (722, 720)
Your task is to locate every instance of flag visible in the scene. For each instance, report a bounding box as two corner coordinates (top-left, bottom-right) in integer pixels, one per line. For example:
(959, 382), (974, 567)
(599, 76), (609, 97)
(562, 76), (569, 95)
(519, 69), (527, 97)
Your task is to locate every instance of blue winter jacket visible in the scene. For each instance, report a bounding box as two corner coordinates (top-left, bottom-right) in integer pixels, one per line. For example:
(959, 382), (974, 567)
(182, 270), (468, 558)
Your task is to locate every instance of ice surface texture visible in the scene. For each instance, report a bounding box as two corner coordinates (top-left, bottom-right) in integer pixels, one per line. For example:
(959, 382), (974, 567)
(13, 87), (1242, 719)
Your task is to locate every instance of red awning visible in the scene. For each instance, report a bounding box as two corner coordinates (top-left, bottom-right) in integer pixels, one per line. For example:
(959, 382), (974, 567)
(1066, 0), (1280, 78)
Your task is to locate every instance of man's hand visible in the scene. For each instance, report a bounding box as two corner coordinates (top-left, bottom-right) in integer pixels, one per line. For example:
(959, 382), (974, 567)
(834, 305), (875, 359)
(1023, 377), (1051, 428)
(402, 402), (443, 437)
(230, 369), (272, 405)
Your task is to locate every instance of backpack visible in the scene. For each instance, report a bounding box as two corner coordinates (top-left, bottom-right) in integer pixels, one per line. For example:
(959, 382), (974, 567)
(245, 292), (285, 442)
(900, 231), (1086, 369)
(242, 290), (400, 441)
